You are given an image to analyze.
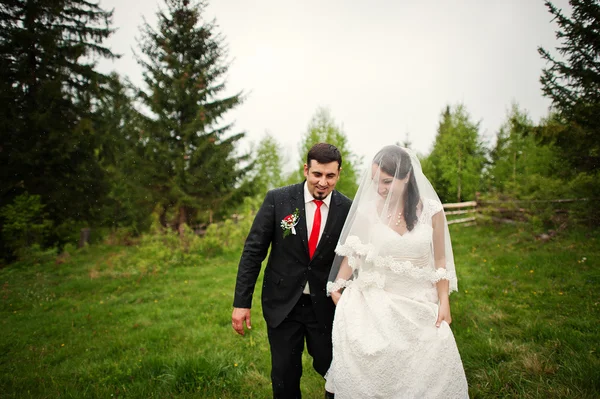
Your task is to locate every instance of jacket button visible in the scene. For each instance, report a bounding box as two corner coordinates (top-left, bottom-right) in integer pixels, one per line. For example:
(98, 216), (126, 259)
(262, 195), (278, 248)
(308, 266), (311, 270)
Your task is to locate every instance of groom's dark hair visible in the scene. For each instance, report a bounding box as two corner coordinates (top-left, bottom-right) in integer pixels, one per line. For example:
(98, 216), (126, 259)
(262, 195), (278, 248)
(306, 143), (343, 169)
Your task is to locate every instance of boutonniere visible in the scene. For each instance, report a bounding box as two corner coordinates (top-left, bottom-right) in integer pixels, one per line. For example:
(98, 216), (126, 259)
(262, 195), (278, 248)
(281, 208), (300, 238)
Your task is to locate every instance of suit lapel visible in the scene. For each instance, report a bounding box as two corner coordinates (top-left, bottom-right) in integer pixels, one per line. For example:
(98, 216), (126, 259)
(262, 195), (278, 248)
(291, 183), (309, 254)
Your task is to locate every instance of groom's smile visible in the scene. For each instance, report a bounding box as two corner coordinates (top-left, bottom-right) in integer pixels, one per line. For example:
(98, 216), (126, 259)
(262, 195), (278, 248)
(303, 160), (341, 200)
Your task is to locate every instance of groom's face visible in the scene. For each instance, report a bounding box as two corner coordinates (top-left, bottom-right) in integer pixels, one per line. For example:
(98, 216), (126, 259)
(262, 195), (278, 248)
(304, 160), (341, 200)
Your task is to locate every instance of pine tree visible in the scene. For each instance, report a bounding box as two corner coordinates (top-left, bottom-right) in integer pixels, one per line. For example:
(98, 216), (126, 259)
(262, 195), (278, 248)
(422, 106), (452, 200)
(136, 0), (250, 231)
(250, 133), (285, 195)
(485, 104), (561, 196)
(294, 107), (361, 198)
(538, 0), (600, 172)
(422, 105), (486, 203)
(0, 0), (116, 244)
(93, 74), (153, 231)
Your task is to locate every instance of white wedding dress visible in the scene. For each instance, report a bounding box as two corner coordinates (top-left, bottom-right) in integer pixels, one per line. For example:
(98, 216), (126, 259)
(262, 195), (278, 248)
(325, 199), (469, 398)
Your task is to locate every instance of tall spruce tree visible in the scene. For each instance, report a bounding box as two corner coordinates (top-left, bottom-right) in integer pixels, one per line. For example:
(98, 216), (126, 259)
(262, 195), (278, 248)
(538, 0), (600, 172)
(136, 0), (250, 230)
(0, 0), (116, 245)
(422, 104), (486, 203)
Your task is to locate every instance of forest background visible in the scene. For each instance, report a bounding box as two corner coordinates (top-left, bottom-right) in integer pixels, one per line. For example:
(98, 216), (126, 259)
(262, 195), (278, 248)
(0, 1), (599, 397)
(1, 0), (598, 260)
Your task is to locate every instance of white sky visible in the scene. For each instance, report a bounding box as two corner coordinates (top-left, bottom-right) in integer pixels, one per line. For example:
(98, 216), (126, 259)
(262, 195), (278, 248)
(97, 0), (569, 169)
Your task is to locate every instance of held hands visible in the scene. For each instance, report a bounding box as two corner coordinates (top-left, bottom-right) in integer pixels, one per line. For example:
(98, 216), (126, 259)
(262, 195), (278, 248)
(231, 307), (252, 335)
(435, 298), (452, 328)
(331, 290), (342, 306)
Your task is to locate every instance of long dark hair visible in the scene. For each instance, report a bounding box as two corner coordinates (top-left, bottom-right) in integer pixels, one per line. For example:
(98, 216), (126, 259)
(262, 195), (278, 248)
(373, 146), (420, 231)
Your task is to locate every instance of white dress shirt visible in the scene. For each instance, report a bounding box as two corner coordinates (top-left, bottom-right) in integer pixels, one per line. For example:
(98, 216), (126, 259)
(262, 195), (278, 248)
(303, 182), (332, 294)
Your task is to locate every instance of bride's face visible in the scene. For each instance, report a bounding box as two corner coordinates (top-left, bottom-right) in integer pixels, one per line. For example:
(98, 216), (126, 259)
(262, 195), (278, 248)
(372, 165), (407, 201)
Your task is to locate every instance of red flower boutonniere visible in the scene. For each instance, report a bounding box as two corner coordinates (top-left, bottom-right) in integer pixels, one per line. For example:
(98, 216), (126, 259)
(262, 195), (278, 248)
(281, 208), (300, 238)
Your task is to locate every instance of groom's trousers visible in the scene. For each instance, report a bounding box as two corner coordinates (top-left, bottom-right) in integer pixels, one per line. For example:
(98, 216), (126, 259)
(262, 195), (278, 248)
(267, 293), (333, 399)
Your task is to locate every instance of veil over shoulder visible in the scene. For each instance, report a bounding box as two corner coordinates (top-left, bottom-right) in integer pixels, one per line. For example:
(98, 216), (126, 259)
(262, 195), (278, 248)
(324, 145), (468, 399)
(327, 145), (458, 294)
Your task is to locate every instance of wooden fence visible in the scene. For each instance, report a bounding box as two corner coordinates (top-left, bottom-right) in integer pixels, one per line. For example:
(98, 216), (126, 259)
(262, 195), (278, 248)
(444, 201), (478, 226)
(443, 197), (594, 226)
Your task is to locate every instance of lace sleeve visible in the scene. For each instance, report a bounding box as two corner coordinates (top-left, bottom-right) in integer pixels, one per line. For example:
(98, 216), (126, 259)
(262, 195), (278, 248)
(429, 198), (443, 214)
(326, 278), (350, 295)
(420, 198), (443, 224)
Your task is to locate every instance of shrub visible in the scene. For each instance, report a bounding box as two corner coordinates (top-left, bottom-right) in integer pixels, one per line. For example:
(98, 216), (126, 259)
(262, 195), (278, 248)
(63, 242), (77, 254)
(14, 244), (58, 264)
(105, 226), (139, 246)
(0, 193), (53, 257)
(568, 171), (600, 227)
(200, 224), (225, 257)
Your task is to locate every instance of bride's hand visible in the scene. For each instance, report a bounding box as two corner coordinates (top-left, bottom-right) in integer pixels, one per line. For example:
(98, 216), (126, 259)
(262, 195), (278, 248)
(435, 298), (452, 327)
(331, 290), (342, 305)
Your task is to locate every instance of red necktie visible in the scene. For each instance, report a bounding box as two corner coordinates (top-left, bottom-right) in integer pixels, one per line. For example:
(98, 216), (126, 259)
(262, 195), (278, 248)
(308, 200), (323, 259)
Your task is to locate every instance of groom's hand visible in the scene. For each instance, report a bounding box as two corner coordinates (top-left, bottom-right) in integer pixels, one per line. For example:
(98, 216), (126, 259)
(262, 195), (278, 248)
(232, 307), (252, 335)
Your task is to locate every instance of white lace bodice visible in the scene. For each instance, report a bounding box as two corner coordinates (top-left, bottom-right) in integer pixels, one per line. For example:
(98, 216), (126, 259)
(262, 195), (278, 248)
(328, 198), (456, 300)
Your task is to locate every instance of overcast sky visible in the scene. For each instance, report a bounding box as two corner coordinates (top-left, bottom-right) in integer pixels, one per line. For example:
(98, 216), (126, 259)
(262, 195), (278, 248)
(97, 0), (570, 170)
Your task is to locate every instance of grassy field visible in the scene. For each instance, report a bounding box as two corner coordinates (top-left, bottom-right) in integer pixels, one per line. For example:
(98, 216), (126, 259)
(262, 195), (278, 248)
(1, 223), (598, 398)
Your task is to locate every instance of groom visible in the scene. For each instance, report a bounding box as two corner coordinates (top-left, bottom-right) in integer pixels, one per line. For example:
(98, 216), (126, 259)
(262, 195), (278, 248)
(232, 143), (352, 399)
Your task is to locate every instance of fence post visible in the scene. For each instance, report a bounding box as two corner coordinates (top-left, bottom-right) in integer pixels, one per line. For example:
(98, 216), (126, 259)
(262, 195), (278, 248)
(79, 228), (91, 248)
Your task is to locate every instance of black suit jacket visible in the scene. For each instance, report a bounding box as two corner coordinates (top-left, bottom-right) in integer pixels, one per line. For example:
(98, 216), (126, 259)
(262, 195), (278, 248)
(233, 182), (352, 330)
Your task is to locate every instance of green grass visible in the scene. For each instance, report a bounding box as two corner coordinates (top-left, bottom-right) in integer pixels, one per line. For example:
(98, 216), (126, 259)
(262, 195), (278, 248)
(0, 224), (598, 398)
(451, 225), (599, 398)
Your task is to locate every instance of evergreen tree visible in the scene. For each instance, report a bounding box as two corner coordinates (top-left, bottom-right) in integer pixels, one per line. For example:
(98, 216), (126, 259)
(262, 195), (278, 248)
(538, 0), (600, 172)
(294, 107), (361, 198)
(422, 106), (452, 200)
(93, 74), (153, 232)
(422, 104), (486, 203)
(249, 133), (285, 196)
(0, 0), (116, 245)
(136, 0), (250, 231)
(485, 104), (561, 197)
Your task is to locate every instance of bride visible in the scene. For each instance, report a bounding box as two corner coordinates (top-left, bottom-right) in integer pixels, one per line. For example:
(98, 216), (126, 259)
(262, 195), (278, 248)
(325, 145), (469, 398)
